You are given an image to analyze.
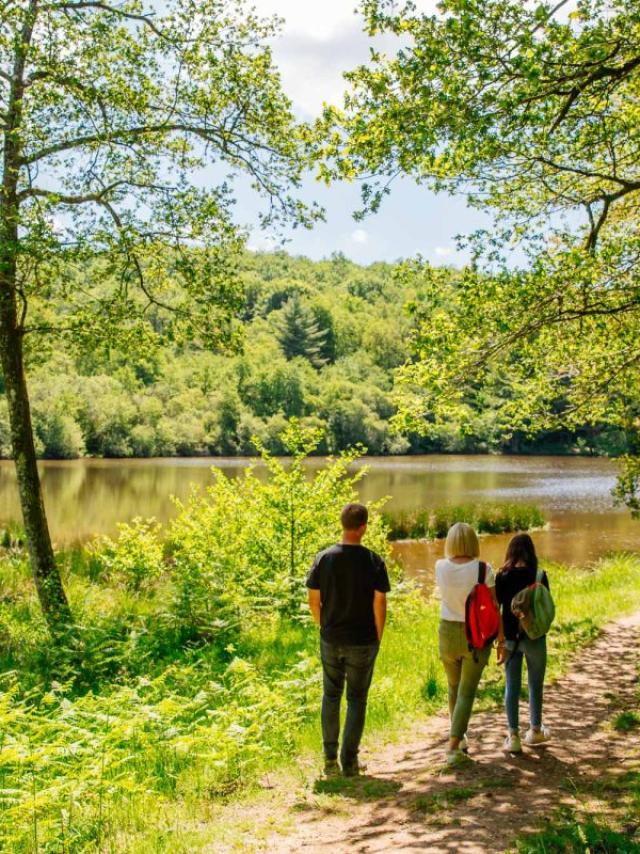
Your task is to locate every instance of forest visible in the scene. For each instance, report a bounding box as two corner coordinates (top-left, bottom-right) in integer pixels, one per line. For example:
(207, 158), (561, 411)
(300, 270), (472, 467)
(0, 251), (628, 460)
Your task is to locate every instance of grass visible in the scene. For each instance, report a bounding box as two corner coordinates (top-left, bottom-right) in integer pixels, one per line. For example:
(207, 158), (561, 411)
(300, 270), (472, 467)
(516, 765), (640, 853)
(1, 549), (640, 852)
(614, 710), (640, 732)
(312, 775), (401, 799)
(412, 785), (478, 815)
(517, 810), (640, 854)
(0, 519), (26, 549)
(383, 503), (546, 540)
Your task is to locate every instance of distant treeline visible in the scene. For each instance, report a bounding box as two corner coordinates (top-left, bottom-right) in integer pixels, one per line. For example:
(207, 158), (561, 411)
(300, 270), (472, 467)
(0, 251), (629, 459)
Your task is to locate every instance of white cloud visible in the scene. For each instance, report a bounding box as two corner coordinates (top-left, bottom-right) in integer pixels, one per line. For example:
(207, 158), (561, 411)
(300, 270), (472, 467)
(434, 246), (453, 257)
(251, 0), (439, 117)
(252, 0), (362, 42)
(247, 233), (278, 253)
(351, 227), (369, 245)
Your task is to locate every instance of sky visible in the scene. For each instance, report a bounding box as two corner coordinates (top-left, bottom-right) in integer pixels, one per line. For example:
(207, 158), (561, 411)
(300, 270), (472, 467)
(239, 0), (492, 267)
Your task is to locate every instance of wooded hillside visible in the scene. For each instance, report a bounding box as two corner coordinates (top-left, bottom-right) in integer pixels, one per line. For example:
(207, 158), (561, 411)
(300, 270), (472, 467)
(0, 251), (625, 459)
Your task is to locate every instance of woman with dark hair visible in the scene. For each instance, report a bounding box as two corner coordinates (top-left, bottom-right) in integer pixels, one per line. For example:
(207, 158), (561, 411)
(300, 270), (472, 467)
(495, 534), (550, 753)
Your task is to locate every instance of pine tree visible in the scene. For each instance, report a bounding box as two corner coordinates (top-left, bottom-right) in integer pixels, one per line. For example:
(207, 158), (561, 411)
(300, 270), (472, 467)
(275, 297), (329, 369)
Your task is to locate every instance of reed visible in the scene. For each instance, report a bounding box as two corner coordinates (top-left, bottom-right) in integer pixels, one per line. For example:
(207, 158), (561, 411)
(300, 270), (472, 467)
(383, 503), (546, 540)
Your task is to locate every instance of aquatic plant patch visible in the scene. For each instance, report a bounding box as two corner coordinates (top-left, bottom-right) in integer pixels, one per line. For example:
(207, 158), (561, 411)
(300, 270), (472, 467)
(383, 503), (546, 540)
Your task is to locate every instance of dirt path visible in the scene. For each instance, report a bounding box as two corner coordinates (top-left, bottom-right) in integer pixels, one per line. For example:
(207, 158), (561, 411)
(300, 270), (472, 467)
(265, 612), (640, 853)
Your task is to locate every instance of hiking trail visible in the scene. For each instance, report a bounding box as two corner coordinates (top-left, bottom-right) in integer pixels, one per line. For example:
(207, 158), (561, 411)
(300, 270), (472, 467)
(256, 612), (640, 853)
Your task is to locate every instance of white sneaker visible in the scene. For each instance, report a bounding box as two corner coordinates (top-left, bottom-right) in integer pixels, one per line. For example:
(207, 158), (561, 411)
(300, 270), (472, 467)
(504, 732), (522, 753)
(460, 734), (469, 753)
(524, 726), (549, 746)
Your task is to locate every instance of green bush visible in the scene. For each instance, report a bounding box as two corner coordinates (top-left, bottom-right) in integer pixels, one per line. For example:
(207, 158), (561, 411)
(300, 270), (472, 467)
(92, 518), (165, 591)
(167, 420), (390, 632)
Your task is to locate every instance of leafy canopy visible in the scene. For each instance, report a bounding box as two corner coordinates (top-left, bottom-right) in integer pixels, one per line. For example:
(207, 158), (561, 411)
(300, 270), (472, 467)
(317, 0), (640, 502)
(1, 0), (319, 352)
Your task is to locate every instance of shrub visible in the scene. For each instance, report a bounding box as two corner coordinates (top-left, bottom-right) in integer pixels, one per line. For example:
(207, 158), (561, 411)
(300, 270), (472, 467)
(37, 412), (85, 459)
(93, 518), (165, 591)
(167, 419), (390, 633)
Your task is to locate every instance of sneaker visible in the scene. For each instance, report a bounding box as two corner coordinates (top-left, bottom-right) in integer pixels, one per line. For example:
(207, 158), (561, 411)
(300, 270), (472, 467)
(445, 749), (471, 768)
(504, 732), (522, 753)
(342, 760), (365, 777)
(323, 758), (340, 777)
(460, 734), (469, 753)
(524, 726), (549, 746)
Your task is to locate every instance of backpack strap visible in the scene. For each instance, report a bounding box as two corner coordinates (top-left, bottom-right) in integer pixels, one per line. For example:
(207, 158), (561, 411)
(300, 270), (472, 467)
(535, 568), (544, 584)
(478, 561), (487, 585)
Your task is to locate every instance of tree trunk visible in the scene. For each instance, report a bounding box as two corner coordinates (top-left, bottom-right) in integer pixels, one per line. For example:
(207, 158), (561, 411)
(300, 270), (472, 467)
(0, 0), (71, 636)
(0, 305), (73, 633)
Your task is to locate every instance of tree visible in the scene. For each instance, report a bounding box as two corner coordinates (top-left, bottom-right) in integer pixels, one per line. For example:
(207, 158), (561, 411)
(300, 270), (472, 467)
(274, 296), (329, 368)
(319, 0), (640, 501)
(0, 0), (315, 632)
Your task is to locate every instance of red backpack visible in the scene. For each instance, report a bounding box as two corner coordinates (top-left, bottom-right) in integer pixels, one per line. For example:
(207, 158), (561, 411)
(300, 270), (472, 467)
(465, 562), (500, 652)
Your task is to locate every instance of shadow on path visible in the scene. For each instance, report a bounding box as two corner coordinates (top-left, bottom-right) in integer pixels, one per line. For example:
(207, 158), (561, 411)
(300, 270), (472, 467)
(271, 613), (640, 853)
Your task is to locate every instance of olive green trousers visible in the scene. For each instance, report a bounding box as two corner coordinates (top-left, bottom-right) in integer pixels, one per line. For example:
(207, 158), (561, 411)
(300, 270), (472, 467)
(438, 620), (491, 740)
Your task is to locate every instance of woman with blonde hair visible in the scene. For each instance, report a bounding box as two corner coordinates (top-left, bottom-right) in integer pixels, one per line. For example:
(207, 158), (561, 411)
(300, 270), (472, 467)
(435, 522), (497, 766)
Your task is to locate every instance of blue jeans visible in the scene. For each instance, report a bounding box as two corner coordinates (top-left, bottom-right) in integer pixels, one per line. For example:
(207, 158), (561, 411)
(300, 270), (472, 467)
(320, 639), (379, 766)
(505, 635), (547, 731)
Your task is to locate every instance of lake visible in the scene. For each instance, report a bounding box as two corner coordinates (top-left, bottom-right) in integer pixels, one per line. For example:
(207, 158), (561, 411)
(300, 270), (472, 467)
(0, 455), (638, 577)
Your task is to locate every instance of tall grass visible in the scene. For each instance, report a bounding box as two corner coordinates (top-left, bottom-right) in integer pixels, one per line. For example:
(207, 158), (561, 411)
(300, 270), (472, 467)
(383, 503), (546, 540)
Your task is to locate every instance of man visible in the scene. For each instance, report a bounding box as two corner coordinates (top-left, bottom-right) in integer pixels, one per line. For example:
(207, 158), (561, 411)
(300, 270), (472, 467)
(306, 502), (390, 777)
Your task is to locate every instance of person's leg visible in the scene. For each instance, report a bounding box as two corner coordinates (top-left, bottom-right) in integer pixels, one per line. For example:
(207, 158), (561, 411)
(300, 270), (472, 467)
(450, 646), (490, 741)
(340, 643), (379, 769)
(439, 621), (463, 742)
(320, 640), (345, 761)
(524, 636), (547, 730)
(504, 642), (524, 733)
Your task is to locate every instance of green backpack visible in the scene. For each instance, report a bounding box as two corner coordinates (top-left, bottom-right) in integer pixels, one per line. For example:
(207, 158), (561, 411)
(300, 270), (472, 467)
(510, 569), (555, 640)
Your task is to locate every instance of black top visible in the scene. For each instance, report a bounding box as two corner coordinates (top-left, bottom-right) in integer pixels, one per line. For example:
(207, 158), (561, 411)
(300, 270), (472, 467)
(306, 544), (390, 645)
(495, 564), (550, 641)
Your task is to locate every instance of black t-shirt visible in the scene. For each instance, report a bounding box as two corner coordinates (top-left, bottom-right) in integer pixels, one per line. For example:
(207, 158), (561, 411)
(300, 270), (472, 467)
(306, 544), (391, 646)
(495, 565), (550, 641)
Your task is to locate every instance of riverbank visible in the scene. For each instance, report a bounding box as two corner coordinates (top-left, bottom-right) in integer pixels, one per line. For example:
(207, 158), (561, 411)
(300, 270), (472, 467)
(2, 550), (640, 852)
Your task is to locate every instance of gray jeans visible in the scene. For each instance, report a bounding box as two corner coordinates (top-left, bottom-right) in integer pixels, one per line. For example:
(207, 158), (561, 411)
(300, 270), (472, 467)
(320, 639), (379, 766)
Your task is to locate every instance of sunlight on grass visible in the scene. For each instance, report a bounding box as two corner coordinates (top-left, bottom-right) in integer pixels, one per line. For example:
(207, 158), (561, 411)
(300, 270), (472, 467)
(1, 542), (640, 851)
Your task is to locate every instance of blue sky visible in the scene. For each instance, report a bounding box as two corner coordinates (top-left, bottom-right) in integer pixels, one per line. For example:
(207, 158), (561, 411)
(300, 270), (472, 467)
(240, 0), (493, 267)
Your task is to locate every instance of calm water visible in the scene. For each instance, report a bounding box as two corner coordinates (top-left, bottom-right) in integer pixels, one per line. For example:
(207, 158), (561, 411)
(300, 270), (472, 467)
(0, 455), (637, 576)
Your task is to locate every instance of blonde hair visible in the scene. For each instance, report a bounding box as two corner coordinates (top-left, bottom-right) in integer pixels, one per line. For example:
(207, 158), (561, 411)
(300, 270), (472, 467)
(444, 522), (480, 559)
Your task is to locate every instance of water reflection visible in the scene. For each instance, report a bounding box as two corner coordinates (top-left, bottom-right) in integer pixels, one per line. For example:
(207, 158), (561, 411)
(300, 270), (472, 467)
(0, 455), (637, 571)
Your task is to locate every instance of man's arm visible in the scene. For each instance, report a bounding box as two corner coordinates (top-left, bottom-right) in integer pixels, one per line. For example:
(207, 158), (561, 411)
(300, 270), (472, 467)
(373, 590), (387, 642)
(308, 588), (322, 626)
